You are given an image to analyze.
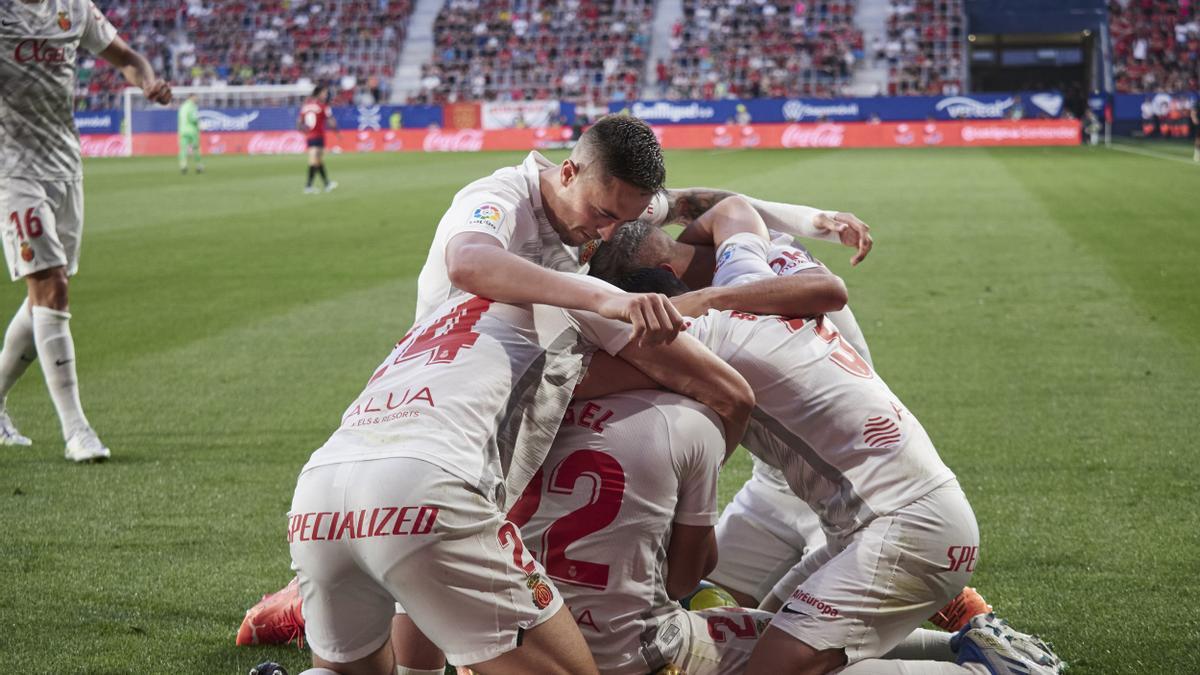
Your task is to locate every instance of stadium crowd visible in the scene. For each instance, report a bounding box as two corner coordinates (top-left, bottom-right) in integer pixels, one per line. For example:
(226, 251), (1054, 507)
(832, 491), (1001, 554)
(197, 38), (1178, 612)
(654, 0), (864, 99)
(1109, 0), (1200, 93)
(877, 0), (966, 95)
(410, 0), (654, 105)
(78, 0), (411, 110)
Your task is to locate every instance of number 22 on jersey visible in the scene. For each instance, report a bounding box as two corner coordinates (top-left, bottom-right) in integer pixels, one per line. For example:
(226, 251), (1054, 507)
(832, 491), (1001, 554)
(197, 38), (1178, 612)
(506, 449), (626, 590)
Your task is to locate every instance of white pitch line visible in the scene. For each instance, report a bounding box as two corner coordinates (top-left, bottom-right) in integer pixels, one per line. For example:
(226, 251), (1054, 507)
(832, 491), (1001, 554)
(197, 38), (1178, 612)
(1108, 142), (1200, 166)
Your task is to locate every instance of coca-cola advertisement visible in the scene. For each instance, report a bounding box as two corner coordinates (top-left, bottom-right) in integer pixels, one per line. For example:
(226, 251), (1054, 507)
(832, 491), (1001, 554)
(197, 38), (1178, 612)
(79, 135), (129, 157)
(780, 124), (847, 148)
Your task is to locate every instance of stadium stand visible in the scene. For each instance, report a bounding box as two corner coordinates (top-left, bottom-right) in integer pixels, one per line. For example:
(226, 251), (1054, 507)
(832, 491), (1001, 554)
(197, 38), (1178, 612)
(77, 0), (414, 110)
(880, 0), (966, 96)
(409, 0), (655, 105)
(655, 0), (865, 99)
(1109, 0), (1200, 93)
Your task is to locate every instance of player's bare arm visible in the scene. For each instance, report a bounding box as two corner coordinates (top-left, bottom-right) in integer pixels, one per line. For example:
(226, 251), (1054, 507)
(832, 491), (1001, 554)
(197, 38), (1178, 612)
(447, 233), (684, 345)
(673, 271), (848, 318)
(659, 188), (873, 265)
(670, 195), (849, 317)
(665, 524), (719, 599)
(612, 333), (754, 459)
(98, 36), (171, 104)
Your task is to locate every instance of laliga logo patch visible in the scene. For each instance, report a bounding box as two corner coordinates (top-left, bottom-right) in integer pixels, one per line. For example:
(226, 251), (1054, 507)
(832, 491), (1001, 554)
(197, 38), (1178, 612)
(57, 11), (71, 31)
(578, 239), (600, 265)
(525, 572), (554, 609)
(467, 203), (503, 231)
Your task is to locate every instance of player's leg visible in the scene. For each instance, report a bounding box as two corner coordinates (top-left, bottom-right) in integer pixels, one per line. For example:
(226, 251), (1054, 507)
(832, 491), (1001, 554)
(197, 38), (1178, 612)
(315, 146), (336, 191)
(6, 179), (103, 460)
(305, 145), (320, 192)
(391, 612), (446, 674)
(466, 606), (597, 675)
(0, 181), (43, 445)
(748, 481), (981, 673)
(193, 137), (204, 173)
(178, 134), (189, 173)
(310, 639), (395, 675)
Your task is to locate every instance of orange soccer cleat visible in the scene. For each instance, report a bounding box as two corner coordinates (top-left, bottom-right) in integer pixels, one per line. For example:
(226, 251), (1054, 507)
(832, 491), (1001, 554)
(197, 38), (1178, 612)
(930, 586), (992, 632)
(236, 577), (305, 647)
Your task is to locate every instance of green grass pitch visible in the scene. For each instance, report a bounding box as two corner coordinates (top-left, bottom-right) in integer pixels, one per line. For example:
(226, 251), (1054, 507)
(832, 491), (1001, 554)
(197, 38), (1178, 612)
(0, 146), (1196, 673)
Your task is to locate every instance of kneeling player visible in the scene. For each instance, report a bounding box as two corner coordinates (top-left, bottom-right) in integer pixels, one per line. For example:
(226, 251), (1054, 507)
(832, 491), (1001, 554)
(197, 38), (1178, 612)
(285, 283), (753, 675)
(590, 216), (1064, 674)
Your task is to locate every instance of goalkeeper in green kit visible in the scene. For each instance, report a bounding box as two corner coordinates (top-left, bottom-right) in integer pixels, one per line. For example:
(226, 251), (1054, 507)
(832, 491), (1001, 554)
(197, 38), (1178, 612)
(178, 94), (203, 174)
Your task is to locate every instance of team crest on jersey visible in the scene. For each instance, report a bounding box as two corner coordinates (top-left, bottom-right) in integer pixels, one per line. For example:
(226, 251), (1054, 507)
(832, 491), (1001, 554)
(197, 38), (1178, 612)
(57, 11), (71, 31)
(578, 238), (600, 265)
(467, 203), (503, 231)
(525, 572), (554, 609)
(19, 242), (33, 262)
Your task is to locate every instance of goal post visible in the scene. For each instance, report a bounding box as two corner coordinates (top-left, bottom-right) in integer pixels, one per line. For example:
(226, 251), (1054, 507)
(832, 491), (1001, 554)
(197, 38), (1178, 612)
(121, 84), (316, 157)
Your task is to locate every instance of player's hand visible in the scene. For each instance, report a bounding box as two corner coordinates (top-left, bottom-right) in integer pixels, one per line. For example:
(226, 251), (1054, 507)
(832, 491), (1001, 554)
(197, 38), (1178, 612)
(813, 211), (873, 266)
(598, 293), (686, 346)
(143, 79), (172, 105)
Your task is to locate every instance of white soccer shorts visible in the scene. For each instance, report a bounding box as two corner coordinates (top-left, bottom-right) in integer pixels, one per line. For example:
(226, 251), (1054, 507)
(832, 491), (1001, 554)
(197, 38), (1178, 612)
(647, 607), (774, 674)
(289, 457), (563, 666)
(766, 480), (979, 664)
(709, 472), (827, 602)
(0, 177), (84, 281)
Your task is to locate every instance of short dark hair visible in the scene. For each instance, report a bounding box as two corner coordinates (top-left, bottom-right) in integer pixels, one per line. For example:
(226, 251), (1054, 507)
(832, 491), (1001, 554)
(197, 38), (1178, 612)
(312, 84), (328, 98)
(587, 221), (667, 284)
(615, 268), (691, 297)
(577, 115), (666, 193)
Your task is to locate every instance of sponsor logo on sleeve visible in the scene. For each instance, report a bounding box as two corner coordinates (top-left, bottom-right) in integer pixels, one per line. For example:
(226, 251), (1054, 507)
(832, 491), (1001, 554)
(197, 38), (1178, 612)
(57, 11), (71, 31)
(467, 203), (504, 231)
(715, 244), (737, 269)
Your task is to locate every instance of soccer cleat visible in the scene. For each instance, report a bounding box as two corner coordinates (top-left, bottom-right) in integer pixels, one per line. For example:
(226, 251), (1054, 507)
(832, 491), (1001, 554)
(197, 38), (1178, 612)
(303, 186), (318, 194)
(237, 577), (305, 647)
(951, 613), (1065, 674)
(64, 428), (110, 463)
(323, 180), (339, 193)
(931, 586), (992, 631)
(0, 409), (32, 446)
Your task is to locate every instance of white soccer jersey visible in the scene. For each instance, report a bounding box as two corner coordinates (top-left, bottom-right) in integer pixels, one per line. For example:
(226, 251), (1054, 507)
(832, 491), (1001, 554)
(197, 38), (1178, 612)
(685, 310), (955, 538)
(0, 0), (117, 179)
(509, 391), (727, 675)
(415, 151), (594, 323)
(303, 284), (634, 506)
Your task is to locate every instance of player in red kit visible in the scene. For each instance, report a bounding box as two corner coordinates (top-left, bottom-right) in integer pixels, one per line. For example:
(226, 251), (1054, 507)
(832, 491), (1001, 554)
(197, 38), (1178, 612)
(298, 84), (337, 194)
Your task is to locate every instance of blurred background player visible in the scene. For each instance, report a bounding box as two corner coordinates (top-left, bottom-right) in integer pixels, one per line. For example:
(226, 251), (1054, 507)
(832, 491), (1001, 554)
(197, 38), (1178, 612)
(0, 0), (171, 461)
(1192, 96), (1199, 162)
(299, 84), (337, 194)
(177, 94), (203, 175)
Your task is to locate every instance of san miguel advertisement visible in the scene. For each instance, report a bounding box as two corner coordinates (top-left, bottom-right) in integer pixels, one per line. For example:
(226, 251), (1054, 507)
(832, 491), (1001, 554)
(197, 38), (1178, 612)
(81, 120), (1081, 158)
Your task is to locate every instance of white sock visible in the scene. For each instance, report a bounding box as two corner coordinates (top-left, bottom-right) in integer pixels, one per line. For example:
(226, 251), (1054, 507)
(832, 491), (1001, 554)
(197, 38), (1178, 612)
(838, 660), (985, 674)
(882, 628), (956, 661)
(396, 667), (445, 675)
(0, 298), (36, 404)
(1194, 147), (1199, 162)
(31, 306), (90, 439)
(297, 670), (342, 675)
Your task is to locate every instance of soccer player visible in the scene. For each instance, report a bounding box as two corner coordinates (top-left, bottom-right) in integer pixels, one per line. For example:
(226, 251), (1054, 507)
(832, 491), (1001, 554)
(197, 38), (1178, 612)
(414, 114), (873, 345)
(299, 84), (337, 194)
(286, 280), (753, 675)
(0, 0), (171, 461)
(590, 213), (1064, 674)
(1191, 96), (1199, 163)
(177, 93), (203, 174)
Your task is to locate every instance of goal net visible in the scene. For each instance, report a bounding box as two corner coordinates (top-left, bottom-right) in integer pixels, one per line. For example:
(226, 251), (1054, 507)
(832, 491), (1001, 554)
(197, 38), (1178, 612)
(121, 84), (316, 156)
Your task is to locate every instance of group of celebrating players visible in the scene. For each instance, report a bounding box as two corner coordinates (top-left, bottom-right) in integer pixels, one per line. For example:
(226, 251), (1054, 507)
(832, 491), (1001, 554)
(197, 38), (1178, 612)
(1, 2), (1065, 673)
(239, 116), (1068, 675)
